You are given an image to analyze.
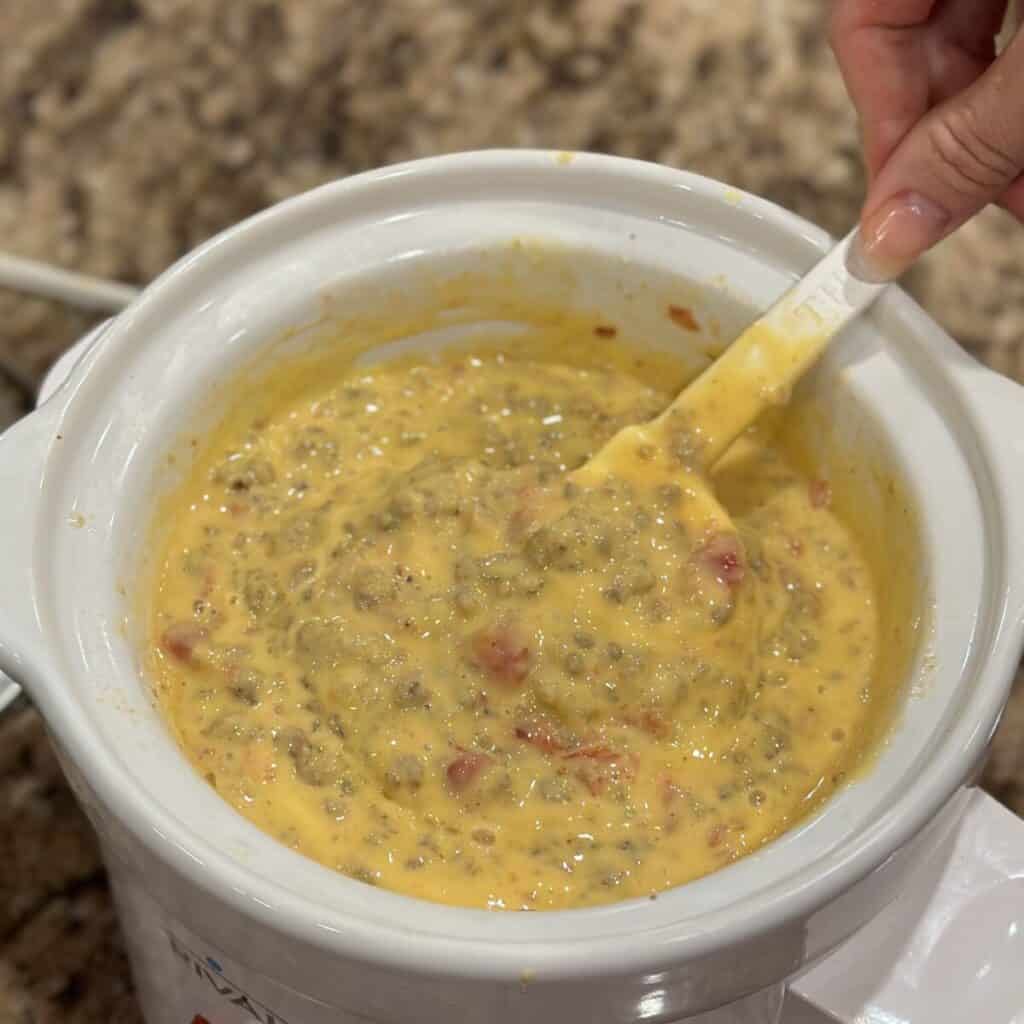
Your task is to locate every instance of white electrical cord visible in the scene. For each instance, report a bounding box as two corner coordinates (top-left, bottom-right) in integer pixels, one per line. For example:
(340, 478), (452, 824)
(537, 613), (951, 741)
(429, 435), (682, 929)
(0, 679), (20, 714)
(0, 251), (138, 313)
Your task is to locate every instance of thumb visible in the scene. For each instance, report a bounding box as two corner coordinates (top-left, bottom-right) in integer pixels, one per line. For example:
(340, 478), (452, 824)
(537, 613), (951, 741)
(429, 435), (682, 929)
(850, 27), (1024, 282)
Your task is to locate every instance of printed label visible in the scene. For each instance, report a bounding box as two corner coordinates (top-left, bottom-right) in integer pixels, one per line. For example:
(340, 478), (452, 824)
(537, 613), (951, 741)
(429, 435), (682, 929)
(168, 932), (292, 1024)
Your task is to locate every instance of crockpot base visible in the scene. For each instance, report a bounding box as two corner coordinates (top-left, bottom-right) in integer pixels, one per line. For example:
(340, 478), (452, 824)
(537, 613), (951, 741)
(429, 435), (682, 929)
(6, 152), (1024, 1023)
(111, 869), (794, 1023)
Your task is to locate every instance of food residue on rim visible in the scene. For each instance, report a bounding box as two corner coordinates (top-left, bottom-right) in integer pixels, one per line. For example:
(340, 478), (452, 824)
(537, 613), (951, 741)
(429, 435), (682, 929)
(668, 305), (700, 332)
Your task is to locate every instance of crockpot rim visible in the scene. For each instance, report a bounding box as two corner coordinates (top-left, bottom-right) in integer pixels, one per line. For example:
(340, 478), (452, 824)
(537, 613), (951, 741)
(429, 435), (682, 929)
(15, 149), (1024, 980)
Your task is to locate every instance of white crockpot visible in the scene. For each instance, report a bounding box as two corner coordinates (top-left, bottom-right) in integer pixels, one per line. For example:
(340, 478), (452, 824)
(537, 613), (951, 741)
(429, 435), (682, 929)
(1, 151), (1023, 1024)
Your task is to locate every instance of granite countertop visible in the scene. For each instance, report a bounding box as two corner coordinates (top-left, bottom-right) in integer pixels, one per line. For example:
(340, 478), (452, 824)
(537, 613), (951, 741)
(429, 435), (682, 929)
(2, 2), (1023, 1020)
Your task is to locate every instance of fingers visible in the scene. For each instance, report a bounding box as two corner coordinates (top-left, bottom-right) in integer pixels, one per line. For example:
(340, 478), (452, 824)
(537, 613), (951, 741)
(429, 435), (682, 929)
(934, 0), (1008, 63)
(927, 0), (1008, 106)
(922, 0), (1009, 117)
(829, 0), (1008, 179)
(998, 175), (1024, 222)
(829, 1), (939, 177)
(830, 0), (938, 34)
(852, 25), (1024, 281)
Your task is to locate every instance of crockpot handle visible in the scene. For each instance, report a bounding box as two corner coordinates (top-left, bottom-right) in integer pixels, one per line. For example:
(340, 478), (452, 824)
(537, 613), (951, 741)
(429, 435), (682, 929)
(0, 321), (113, 713)
(0, 402), (63, 695)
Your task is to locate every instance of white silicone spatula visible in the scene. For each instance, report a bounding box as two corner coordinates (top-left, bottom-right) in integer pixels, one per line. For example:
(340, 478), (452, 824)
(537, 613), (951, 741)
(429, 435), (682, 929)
(570, 227), (888, 538)
(577, 227), (886, 481)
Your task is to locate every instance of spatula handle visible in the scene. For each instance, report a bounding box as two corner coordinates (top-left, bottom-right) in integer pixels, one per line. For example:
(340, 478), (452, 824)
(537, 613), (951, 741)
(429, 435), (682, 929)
(669, 228), (887, 469)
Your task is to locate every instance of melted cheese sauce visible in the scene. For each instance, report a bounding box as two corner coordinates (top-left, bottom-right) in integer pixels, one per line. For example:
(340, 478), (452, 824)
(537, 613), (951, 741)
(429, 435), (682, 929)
(148, 337), (896, 910)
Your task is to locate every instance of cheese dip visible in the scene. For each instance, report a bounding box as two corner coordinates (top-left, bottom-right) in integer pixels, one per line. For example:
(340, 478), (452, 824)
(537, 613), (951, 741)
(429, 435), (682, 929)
(148, 336), (893, 910)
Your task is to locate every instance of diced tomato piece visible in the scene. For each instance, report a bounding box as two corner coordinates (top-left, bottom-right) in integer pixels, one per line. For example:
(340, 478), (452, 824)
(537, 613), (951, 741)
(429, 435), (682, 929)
(694, 532), (745, 588)
(809, 479), (832, 509)
(707, 823), (727, 848)
(446, 752), (491, 793)
(471, 622), (532, 686)
(660, 774), (682, 807)
(564, 744), (620, 762)
(515, 717), (565, 754)
(638, 709), (670, 739)
(160, 622), (207, 666)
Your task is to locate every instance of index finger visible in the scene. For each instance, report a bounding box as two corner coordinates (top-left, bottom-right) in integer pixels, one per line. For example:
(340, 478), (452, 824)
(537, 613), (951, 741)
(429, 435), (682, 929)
(829, 0), (938, 179)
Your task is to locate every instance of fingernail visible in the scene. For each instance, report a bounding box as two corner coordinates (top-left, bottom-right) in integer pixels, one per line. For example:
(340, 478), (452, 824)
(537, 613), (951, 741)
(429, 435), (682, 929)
(848, 192), (950, 283)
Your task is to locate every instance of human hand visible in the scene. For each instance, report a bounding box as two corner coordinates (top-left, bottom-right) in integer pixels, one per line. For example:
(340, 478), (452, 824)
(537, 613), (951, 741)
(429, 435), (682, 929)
(829, 1), (1024, 281)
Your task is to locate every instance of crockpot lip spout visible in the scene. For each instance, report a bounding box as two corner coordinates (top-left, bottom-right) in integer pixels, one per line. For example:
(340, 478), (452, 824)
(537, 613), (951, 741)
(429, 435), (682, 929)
(19, 149), (1024, 979)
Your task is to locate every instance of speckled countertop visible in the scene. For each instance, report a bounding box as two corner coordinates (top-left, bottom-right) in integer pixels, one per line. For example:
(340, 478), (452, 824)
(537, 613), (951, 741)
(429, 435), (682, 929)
(2, 2), (1023, 1020)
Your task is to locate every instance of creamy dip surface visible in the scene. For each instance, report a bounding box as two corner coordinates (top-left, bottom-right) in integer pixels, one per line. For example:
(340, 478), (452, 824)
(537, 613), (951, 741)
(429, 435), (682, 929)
(147, 329), (899, 911)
